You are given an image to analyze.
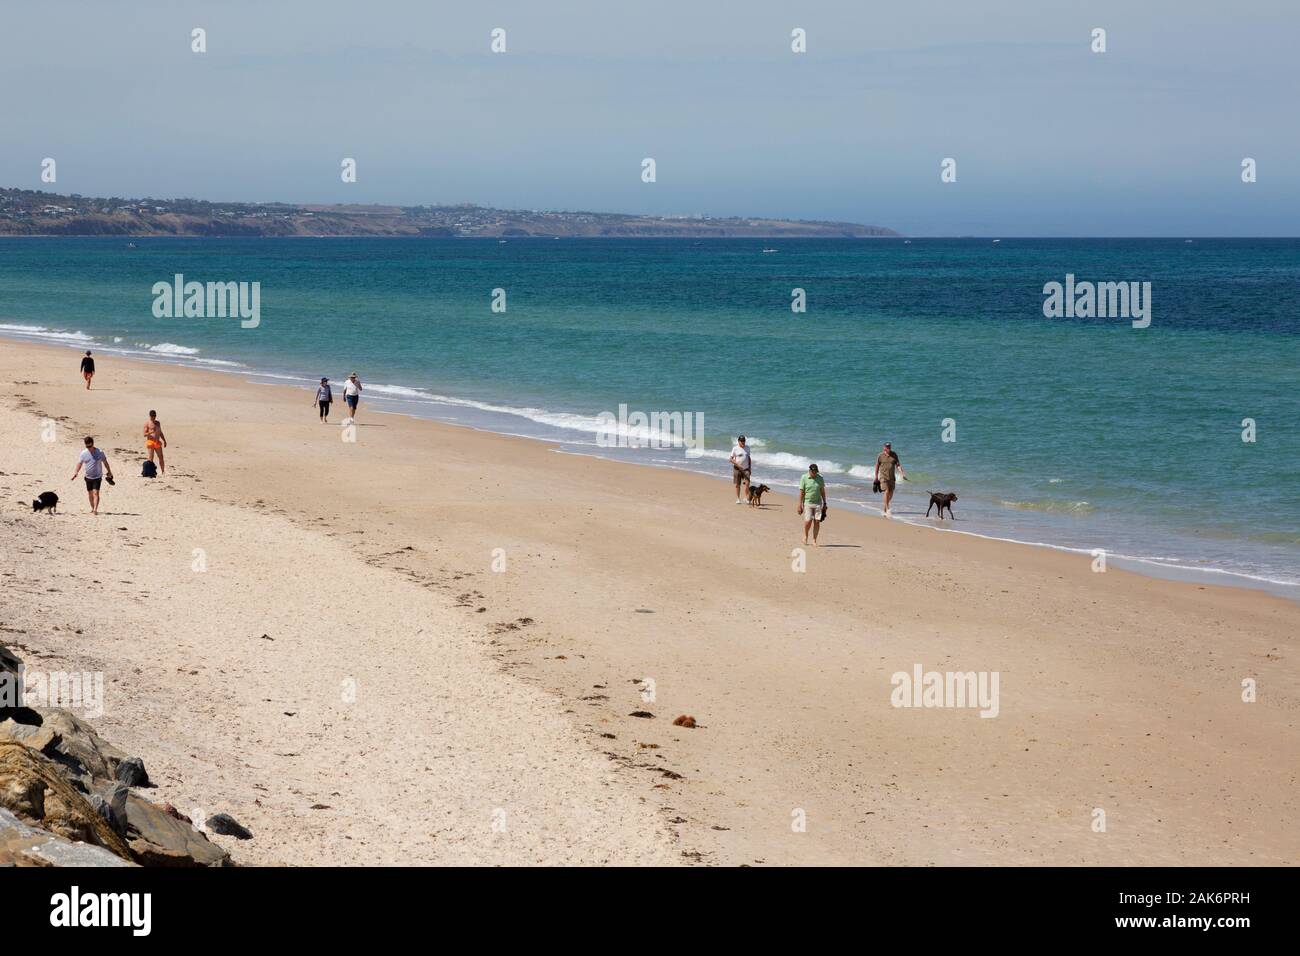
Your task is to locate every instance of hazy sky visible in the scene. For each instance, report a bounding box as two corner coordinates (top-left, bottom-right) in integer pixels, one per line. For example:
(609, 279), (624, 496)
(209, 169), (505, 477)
(2, 0), (1296, 235)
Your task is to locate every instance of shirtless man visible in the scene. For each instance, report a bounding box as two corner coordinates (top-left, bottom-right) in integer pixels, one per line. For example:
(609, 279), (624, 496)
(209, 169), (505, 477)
(144, 410), (167, 475)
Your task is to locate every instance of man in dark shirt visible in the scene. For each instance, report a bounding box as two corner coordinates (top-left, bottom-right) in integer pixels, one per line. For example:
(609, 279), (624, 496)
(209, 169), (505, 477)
(79, 351), (95, 390)
(874, 441), (905, 517)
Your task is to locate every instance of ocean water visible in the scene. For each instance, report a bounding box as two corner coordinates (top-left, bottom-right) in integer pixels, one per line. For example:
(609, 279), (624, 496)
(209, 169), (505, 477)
(2, 237), (1297, 595)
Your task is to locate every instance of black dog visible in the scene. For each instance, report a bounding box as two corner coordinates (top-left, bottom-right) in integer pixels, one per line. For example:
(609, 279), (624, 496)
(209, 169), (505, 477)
(747, 483), (771, 507)
(925, 491), (958, 519)
(32, 491), (59, 514)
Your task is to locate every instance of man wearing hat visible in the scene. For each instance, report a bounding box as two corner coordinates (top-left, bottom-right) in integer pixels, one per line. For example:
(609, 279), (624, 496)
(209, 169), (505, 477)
(342, 371), (363, 420)
(797, 463), (827, 545)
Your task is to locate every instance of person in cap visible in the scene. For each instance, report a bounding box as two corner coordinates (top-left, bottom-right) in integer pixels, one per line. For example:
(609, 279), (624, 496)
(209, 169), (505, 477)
(314, 377), (333, 422)
(797, 463), (827, 545)
(342, 371), (363, 420)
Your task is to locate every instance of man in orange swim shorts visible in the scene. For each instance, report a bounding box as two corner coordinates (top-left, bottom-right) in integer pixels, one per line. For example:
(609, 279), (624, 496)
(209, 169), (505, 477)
(143, 409), (168, 475)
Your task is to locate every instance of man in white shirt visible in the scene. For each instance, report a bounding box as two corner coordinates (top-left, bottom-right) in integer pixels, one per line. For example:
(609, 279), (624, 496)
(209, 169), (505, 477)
(729, 435), (752, 504)
(343, 372), (363, 420)
(70, 435), (114, 515)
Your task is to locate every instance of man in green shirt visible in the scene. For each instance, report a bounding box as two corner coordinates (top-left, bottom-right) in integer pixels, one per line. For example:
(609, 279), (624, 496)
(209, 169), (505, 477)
(797, 463), (827, 545)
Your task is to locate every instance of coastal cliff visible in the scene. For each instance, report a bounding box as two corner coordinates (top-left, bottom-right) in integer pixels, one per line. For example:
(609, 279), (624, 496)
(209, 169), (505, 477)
(0, 188), (899, 239)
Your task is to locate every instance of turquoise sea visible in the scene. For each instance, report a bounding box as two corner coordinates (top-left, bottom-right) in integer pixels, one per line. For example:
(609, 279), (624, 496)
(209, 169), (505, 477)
(2, 237), (1297, 595)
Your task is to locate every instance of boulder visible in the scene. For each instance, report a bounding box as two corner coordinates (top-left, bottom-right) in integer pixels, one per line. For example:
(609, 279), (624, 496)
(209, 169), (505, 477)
(114, 756), (149, 787)
(0, 741), (133, 861)
(30, 708), (130, 785)
(0, 807), (134, 867)
(125, 794), (231, 867)
(206, 812), (253, 840)
(0, 644), (25, 721)
(90, 782), (129, 837)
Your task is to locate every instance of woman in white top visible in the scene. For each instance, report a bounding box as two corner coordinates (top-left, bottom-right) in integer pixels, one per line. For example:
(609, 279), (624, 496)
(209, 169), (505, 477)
(729, 435), (752, 504)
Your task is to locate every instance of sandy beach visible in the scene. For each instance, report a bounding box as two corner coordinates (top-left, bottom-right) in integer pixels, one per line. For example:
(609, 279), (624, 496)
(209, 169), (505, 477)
(2, 337), (1296, 866)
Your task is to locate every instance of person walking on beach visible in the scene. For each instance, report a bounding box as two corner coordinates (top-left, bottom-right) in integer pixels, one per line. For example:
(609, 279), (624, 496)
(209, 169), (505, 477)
(314, 377), (333, 422)
(79, 351), (95, 390)
(70, 436), (113, 515)
(874, 441), (905, 517)
(143, 410), (167, 475)
(730, 435), (752, 504)
(798, 463), (827, 545)
(342, 372), (362, 420)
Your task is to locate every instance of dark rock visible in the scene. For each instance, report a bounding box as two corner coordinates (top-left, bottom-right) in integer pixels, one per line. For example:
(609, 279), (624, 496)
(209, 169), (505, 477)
(90, 783), (129, 837)
(0, 644), (24, 719)
(22, 709), (129, 787)
(206, 812), (253, 840)
(125, 796), (229, 866)
(114, 756), (149, 787)
(628, 711), (655, 719)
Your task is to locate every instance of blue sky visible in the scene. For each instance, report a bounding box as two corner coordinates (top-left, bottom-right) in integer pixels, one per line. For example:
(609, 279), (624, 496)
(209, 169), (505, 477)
(2, 0), (1296, 235)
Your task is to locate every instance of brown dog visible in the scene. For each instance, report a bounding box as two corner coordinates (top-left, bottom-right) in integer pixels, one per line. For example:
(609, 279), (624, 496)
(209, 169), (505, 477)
(926, 491), (958, 519)
(747, 483), (771, 507)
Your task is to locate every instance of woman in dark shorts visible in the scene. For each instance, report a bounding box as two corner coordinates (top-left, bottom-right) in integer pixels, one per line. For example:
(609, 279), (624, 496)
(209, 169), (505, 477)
(314, 377), (333, 422)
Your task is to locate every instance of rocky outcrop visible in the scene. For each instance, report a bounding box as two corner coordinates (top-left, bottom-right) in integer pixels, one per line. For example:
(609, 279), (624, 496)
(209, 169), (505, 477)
(126, 796), (230, 866)
(0, 741), (133, 859)
(2, 708), (130, 786)
(0, 643), (232, 867)
(0, 807), (133, 867)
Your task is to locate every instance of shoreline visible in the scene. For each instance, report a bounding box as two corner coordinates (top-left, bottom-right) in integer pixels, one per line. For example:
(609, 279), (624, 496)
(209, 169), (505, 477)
(3, 337), (1298, 865)
(3, 326), (1295, 601)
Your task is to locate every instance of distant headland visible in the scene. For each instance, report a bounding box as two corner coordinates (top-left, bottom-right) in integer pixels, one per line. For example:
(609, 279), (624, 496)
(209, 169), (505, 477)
(0, 187), (899, 239)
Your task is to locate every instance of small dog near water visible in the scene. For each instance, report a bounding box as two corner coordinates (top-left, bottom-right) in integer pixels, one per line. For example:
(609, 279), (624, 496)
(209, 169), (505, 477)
(747, 483), (771, 507)
(32, 491), (59, 514)
(925, 491), (958, 519)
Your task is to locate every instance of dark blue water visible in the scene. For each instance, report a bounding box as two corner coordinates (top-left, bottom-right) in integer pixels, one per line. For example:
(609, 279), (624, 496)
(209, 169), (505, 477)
(2, 237), (1296, 593)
